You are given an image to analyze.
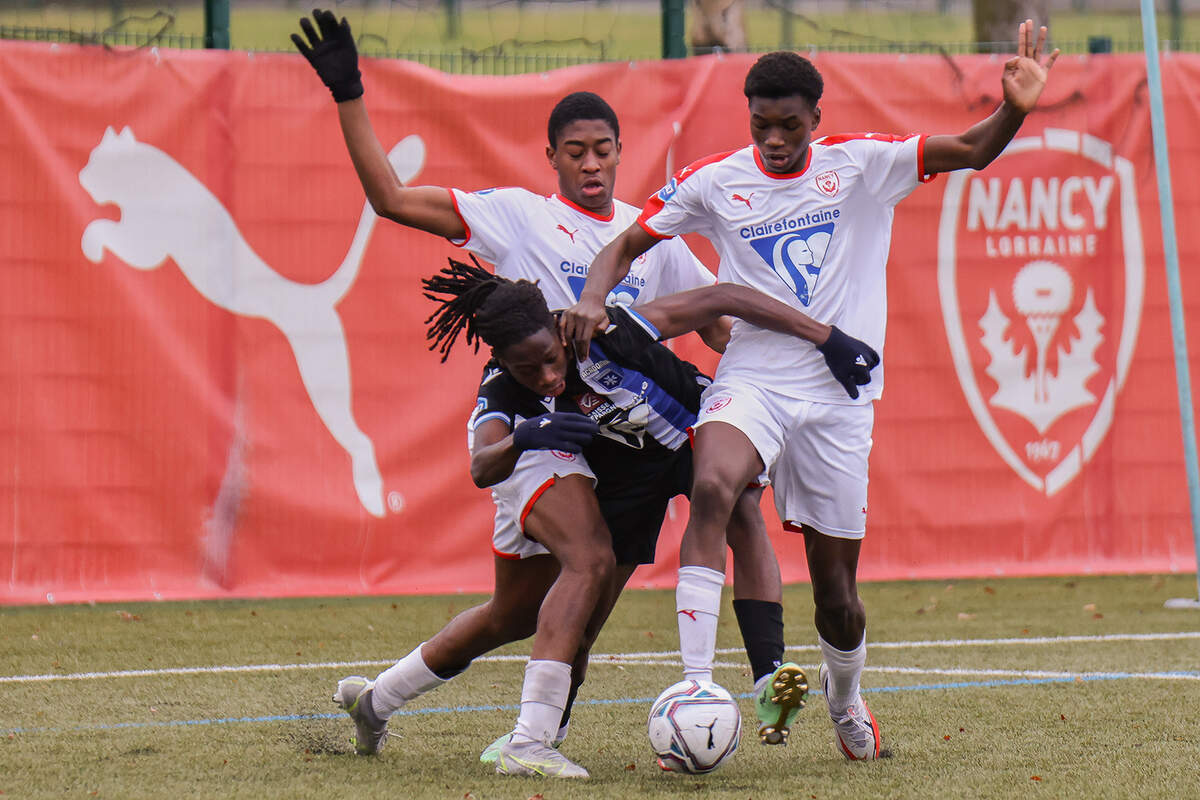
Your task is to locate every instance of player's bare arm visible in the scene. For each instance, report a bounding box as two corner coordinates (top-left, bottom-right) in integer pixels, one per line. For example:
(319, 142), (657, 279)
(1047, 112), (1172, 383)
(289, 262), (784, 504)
(638, 283), (831, 345)
(470, 414), (597, 487)
(293, 9), (466, 239)
(695, 317), (732, 354)
(561, 222), (657, 357)
(639, 284), (880, 399)
(468, 418), (524, 488)
(923, 20), (1060, 175)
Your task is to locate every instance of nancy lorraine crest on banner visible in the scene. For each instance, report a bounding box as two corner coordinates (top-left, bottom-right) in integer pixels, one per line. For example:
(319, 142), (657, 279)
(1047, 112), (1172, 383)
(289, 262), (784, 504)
(937, 129), (1145, 496)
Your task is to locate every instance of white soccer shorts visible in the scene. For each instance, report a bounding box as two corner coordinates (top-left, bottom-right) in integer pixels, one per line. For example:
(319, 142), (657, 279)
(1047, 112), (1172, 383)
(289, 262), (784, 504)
(490, 448), (597, 559)
(694, 381), (874, 539)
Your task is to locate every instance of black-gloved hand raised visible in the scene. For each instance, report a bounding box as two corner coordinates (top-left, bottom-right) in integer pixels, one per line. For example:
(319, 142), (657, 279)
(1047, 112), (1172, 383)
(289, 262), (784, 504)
(817, 325), (880, 400)
(291, 9), (363, 102)
(511, 413), (599, 454)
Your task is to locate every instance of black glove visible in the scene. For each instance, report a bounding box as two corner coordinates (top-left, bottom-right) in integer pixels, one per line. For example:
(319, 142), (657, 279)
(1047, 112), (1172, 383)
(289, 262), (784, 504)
(291, 9), (363, 103)
(512, 413), (599, 454)
(817, 325), (880, 400)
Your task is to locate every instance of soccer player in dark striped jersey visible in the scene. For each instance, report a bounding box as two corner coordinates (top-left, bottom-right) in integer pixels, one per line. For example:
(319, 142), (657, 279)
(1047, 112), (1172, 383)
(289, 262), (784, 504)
(413, 255), (875, 776)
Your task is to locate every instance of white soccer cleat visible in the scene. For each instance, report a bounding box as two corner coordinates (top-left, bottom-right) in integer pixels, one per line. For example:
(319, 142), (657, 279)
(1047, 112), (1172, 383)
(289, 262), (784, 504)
(819, 663), (882, 761)
(332, 676), (389, 755)
(481, 729), (565, 764)
(479, 731), (512, 765)
(494, 738), (589, 778)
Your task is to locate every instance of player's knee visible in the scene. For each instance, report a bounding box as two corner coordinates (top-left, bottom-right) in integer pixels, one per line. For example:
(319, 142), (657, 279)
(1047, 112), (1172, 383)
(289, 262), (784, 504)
(584, 548), (616, 584)
(725, 512), (768, 554)
(814, 594), (865, 640)
(560, 544), (614, 587)
(689, 471), (740, 517)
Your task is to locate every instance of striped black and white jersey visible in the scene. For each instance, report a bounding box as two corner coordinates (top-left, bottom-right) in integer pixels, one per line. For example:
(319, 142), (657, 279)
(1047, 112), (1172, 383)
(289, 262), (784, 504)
(468, 305), (710, 475)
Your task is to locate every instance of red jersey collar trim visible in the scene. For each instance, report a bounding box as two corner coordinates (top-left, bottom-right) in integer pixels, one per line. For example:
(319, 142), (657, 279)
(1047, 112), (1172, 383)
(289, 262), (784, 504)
(552, 193), (614, 222)
(753, 146), (812, 180)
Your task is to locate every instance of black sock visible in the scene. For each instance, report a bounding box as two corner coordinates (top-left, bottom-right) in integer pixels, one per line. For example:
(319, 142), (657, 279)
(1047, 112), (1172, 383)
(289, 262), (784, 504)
(733, 599), (785, 684)
(557, 680), (580, 732)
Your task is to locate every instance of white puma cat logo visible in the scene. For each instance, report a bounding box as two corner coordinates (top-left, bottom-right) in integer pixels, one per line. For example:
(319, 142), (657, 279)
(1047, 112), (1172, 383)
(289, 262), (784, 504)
(79, 126), (427, 518)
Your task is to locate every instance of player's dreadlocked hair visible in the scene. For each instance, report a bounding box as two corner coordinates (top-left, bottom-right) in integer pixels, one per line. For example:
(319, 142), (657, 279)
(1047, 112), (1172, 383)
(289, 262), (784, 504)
(547, 91), (620, 148)
(423, 255), (556, 362)
(743, 52), (824, 107)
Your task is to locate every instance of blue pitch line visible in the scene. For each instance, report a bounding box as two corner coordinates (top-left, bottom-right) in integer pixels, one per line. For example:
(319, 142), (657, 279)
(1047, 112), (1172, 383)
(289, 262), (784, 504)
(8, 671), (1195, 737)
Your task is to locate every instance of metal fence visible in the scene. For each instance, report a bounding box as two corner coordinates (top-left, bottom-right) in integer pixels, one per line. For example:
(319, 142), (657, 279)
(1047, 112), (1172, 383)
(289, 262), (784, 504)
(0, 23), (204, 49)
(2, 1), (1198, 73)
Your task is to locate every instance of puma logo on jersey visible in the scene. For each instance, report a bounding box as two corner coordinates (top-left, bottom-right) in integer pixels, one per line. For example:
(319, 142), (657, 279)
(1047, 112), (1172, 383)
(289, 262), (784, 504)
(732, 192), (754, 209)
(556, 224), (578, 243)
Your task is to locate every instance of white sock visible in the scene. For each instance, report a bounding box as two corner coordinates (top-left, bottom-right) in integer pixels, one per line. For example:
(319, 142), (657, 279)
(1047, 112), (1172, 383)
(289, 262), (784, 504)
(512, 660), (572, 746)
(371, 642), (447, 719)
(819, 634), (866, 714)
(555, 721), (570, 746)
(676, 565), (725, 683)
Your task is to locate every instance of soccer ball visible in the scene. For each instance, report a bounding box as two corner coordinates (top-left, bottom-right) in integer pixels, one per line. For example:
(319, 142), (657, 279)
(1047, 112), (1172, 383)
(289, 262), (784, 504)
(647, 679), (741, 774)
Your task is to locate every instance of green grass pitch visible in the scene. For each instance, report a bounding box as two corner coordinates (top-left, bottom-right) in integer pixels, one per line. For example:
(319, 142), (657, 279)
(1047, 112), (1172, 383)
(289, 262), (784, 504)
(3, 573), (1199, 799)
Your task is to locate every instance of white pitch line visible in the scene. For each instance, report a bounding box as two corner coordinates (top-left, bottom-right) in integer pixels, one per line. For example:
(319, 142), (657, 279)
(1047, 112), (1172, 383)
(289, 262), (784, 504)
(1, 660), (394, 684)
(4, 630), (1197, 684)
(608, 631), (1200, 660)
(863, 665), (1200, 681)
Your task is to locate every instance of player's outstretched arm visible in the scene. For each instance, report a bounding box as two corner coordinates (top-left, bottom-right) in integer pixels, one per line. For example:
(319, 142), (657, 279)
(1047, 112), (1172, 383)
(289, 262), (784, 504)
(637, 283), (880, 398)
(695, 317), (732, 354)
(923, 19), (1060, 175)
(292, 9), (465, 239)
(560, 222), (657, 358)
(637, 283), (830, 345)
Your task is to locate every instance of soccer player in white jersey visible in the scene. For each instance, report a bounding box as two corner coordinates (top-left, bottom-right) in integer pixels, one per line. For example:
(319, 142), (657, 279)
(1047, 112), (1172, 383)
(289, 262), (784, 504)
(563, 21), (1059, 761)
(291, 9), (802, 774)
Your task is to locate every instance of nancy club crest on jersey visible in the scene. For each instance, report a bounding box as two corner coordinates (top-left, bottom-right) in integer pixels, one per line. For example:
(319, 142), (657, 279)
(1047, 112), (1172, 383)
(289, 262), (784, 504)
(745, 214), (836, 306)
(937, 129), (1145, 495)
(815, 170), (840, 197)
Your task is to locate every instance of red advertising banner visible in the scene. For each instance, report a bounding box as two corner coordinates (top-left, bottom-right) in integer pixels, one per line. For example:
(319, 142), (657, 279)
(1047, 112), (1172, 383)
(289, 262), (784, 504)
(1, 41), (1196, 604)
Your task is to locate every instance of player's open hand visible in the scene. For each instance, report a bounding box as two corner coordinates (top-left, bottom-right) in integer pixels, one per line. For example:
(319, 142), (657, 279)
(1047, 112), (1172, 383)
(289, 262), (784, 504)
(512, 413), (599, 453)
(291, 9), (363, 103)
(817, 325), (880, 400)
(560, 295), (609, 360)
(1002, 19), (1059, 114)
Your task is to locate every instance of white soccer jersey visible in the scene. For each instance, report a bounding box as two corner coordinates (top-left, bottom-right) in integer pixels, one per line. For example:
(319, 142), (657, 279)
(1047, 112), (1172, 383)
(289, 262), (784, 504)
(637, 134), (932, 403)
(448, 187), (715, 310)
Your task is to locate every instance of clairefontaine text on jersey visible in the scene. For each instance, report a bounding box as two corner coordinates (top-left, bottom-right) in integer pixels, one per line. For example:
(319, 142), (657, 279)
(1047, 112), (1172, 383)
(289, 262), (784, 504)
(739, 208), (840, 239)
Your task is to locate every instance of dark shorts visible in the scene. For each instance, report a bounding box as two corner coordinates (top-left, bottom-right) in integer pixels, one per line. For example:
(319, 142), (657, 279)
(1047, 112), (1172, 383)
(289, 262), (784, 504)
(593, 445), (693, 566)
